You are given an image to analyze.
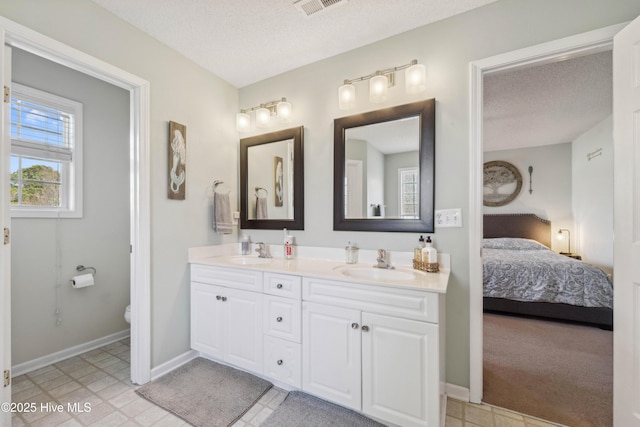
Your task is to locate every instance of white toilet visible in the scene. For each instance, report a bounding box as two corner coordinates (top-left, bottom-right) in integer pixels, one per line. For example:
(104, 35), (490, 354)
(124, 305), (131, 324)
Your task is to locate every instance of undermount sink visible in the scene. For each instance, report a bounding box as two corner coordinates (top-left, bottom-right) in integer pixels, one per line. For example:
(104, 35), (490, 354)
(224, 255), (273, 266)
(334, 265), (425, 282)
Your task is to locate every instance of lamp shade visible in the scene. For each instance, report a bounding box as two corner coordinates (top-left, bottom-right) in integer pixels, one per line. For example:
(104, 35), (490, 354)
(236, 112), (250, 132)
(276, 99), (292, 122)
(405, 63), (426, 94)
(338, 83), (356, 110)
(255, 107), (271, 128)
(369, 74), (388, 103)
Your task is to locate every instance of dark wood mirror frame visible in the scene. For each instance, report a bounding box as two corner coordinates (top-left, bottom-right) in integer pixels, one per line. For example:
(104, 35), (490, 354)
(240, 126), (304, 230)
(333, 99), (435, 232)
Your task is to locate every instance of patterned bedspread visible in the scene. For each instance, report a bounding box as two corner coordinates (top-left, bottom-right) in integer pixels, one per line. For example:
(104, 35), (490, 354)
(483, 238), (613, 309)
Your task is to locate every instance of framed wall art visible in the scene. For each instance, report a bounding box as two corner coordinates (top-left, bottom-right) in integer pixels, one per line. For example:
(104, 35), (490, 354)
(483, 160), (522, 207)
(168, 121), (186, 200)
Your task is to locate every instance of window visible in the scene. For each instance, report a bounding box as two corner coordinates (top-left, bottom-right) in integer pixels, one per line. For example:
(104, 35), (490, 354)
(399, 167), (418, 218)
(10, 83), (83, 217)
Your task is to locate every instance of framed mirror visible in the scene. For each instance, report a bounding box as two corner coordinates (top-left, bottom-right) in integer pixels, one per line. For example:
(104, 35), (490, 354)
(333, 99), (435, 232)
(240, 126), (304, 230)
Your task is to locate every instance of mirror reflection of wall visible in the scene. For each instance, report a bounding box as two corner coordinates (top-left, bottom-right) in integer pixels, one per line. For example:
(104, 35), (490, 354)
(344, 116), (419, 219)
(247, 138), (294, 220)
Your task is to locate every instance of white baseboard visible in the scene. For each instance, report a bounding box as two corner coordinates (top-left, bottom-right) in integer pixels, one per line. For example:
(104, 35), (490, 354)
(446, 383), (470, 402)
(150, 349), (199, 381)
(12, 330), (130, 377)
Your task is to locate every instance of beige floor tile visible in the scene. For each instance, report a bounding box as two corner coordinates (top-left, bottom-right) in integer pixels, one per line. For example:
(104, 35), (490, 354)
(445, 415), (464, 427)
(447, 399), (464, 418)
(29, 410), (73, 427)
(87, 410), (129, 427)
(86, 375), (119, 392)
(492, 406), (524, 421)
(39, 372), (74, 391)
(74, 401), (117, 425)
(119, 395), (155, 418)
(107, 388), (140, 409)
(465, 404), (496, 427)
(134, 404), (172, 426)
(55, 418), (85, 427)
(67, 365), (99, 380)
(48, 380), (83, 398)
(151, 412), (189, 427)
(76, 370), (108, 386)
(495, 413), (526, 427)
(95, 380), (132, 400)
(29, 367), (65, 385)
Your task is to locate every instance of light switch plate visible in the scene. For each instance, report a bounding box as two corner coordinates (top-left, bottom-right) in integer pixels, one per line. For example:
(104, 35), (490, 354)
(435, 208), (462, 228)
(232, 211), (240, 225)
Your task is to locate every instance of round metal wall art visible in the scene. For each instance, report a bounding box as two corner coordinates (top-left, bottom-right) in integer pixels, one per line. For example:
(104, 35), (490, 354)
(483, 160), (523, 207)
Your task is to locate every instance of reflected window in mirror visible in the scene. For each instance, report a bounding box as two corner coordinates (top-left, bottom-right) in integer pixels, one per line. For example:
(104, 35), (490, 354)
(334, 99), (435, 232)
(240, 126), (304, 230)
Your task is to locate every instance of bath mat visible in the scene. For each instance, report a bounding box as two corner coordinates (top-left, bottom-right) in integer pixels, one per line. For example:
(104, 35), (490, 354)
(261, 391), (386, 427)
(135, 358), (272, 427)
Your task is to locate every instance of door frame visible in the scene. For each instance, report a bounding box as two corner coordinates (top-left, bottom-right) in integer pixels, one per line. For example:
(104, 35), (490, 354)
(0, 17), (151, 384)
(468, 22), (625, 403)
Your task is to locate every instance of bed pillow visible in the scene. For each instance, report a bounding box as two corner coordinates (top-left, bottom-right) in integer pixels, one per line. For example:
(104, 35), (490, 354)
(482, 237), (549, 250)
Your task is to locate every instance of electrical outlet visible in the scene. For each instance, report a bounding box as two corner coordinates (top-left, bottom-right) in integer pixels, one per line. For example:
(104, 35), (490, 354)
(435, 208), (462, 228)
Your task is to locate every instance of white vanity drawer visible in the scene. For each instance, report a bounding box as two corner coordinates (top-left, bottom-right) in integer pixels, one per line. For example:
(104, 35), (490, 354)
(263, 272), (302, 300)
(263, 295), (302, 342)
(263, 335), (301, 388)
(302, 277), (439, 323)
(191, 265), (263, 293)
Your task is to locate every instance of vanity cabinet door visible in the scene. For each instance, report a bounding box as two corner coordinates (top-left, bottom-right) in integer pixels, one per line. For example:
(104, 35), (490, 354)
(302, 301), (361, 410)
(191, 282), (224, 359)
(223, 288), (263, 373)
(361, 312), (439, 427)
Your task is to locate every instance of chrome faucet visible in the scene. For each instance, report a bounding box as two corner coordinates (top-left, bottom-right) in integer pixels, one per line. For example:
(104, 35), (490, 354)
(255, 242), (271, 258)
(374, 249), (393, 269)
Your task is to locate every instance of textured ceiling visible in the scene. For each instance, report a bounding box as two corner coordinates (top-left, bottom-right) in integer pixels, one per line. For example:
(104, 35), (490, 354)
(483, 51), (612, 152)
(91, 0), (497, 88)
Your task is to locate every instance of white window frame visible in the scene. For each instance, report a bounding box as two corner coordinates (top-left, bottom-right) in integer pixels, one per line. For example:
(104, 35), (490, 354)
(398, 167), (419, 218)
(10, 83), (83, 218)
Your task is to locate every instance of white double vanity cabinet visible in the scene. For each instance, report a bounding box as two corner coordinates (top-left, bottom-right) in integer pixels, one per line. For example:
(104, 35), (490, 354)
(189, 246), (450, 427)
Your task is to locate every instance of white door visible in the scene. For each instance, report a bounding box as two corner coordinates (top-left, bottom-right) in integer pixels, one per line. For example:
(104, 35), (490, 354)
(362, 312), (439, 427)
(302, 302), (361, 409)
(223, 288), (262, 373)
(0, 45), (11, 427)
(613, 14), (640, 427)
(190, 282), (224, 358)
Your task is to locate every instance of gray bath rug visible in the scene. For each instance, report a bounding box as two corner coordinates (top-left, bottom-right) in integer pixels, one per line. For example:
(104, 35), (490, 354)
(135, 358), (272, 427)
(261, 391), (386, 427)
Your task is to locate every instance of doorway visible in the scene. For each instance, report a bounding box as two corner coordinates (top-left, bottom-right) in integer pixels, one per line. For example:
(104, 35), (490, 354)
(468, 23), (625, 404)
(0, 16), (151, 404)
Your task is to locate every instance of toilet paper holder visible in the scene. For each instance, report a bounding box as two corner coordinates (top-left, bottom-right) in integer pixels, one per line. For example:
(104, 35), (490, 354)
(76, 265), (96, 276)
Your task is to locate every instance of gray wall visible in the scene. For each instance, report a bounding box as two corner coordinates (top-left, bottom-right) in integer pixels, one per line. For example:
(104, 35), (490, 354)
(11, 48), (130, 364)
(572, 116), (613, 273)
(238, 0), (640, 388)
(483, 143), (573, 252)
(2, 0), (639, 388)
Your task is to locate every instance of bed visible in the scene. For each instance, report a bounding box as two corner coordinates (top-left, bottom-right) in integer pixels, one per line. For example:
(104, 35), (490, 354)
(483, 214), (613, 329)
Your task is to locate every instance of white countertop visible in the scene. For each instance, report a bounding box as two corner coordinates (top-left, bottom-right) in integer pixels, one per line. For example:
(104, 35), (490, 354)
(188, 244), (450, 293)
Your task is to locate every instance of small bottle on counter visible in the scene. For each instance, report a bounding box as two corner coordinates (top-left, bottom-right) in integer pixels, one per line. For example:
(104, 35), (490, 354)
(421, 236), (438, 264)
(345, 241), (359, 264)
(414, 235), (426, 262)
(241, 235), (250, 255)
(284, 228), (294, 259)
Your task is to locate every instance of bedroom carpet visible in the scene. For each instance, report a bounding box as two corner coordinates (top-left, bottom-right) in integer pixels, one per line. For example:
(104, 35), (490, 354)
(136, 357), (273, 427)
(483, 313), (612, 427)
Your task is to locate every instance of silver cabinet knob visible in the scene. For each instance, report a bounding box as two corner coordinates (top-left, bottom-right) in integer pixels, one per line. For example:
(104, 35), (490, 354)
(221, 296), (227, 302)
(277, 359), (283, 365)
(276, 283), (283, 289)
(351, 323), (359, 329)
(216, 295), (222, 300)
(276, 316), (283, 322)
(361, 325), (370, 332)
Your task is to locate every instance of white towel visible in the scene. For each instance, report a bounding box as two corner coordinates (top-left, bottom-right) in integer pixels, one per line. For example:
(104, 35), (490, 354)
(214, 192), (232, 234)
(256, 196), (268, 219)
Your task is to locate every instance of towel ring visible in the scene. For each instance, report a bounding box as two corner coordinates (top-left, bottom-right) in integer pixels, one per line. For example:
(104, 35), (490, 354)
(213, 180), (230, 194)
(255, 187), (268, 198)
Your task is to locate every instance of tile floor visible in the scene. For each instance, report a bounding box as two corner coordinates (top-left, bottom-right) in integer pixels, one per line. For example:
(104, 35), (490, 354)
(10, 338), (565, 426)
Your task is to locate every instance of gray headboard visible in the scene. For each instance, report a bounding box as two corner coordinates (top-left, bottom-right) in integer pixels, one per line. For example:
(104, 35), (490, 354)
(483, 214), (552, 248)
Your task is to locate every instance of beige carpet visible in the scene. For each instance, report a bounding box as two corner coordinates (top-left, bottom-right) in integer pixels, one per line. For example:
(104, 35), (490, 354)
(483, 313), (613, 427)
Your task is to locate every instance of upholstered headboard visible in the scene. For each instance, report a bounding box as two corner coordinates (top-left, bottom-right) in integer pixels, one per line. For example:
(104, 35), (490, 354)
(483, 214), (552, 248)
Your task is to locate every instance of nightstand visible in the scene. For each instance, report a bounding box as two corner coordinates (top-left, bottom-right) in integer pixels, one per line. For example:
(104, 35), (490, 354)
(560, 252), (582, 260)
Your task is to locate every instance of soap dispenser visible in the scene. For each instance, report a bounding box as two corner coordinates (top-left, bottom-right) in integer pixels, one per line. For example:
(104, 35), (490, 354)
(284, 228), (294, 259)
(414, 235), (426, 262)
(345, 241), (359, 264)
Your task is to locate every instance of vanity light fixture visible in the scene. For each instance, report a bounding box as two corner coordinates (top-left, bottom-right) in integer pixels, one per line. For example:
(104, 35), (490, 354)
(236, 97), (292, 132)
(338, 59), (426, 110)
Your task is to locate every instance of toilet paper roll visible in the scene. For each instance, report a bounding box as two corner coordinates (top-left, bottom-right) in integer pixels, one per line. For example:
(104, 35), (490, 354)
(70, 273), (94, 289)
